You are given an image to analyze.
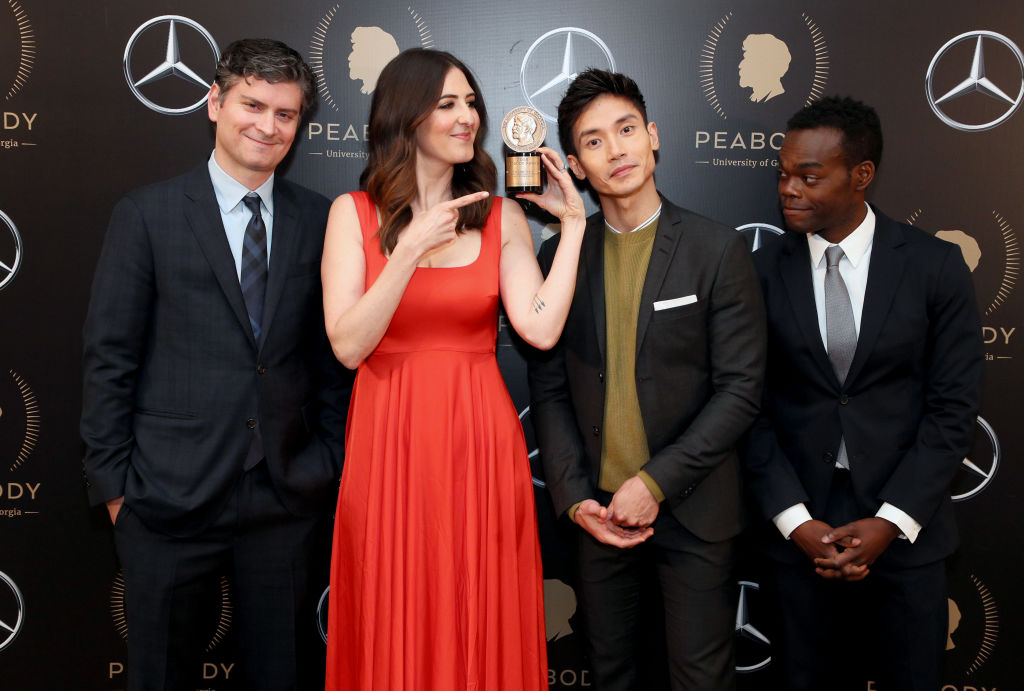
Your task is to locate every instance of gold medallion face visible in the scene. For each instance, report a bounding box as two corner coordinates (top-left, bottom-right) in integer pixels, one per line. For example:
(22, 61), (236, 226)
(501, 106), (547, 152)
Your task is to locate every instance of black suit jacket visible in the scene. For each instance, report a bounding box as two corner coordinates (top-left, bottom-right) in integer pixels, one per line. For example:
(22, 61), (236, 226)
(746, 207), (982, 567)
(528, 197), (766, 542)
(81, 163), (351, 536)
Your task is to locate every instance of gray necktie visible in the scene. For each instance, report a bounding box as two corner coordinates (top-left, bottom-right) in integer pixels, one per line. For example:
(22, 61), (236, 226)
(241, 193), (268, 341)
(824, 245), (856, 469)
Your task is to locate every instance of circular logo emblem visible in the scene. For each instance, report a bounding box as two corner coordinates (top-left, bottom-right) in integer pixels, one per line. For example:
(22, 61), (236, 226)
(736, 222), (785, 252)
(3, 0), (35, 101)
(502, 106), (547, 152)
(520, 28), (616, 124)
(700, 11), (828, 120)
(945, 574), (999, 676)
(734, 580), (771, 673)
(0, 570), (25, 652)
(907, 208), (1018, 317)
(951, 416), (999, 502)
(926, 30), (1024, 132)
(111, 572), (232, 650)
(123, 15), (219, 116)
(0, 209), (23, 292)
(1, 370), (38, 473)
(309, 4), (433, 111)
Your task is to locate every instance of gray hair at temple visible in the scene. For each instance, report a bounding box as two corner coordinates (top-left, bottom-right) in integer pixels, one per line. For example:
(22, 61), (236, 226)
(214, 38), (317, 115)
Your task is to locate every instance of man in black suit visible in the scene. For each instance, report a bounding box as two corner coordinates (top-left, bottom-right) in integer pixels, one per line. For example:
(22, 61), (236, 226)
(81, 39), (350, 690)
(528, 69), (765, 691)
(745, 96), (982, 690)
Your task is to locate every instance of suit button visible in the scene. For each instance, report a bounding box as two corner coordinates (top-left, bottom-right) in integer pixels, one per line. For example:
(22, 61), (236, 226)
(839, 394), (849, 405)
(598, 372), (604, 383)
(592, 426), (600, 437)
(246, 418), (257, 429)
(823, 451), (835, 464)
(257, 364), (266, 375)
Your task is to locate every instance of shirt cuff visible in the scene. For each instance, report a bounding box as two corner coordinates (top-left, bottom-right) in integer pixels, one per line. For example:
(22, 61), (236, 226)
(875, 502), (921, 542)
(637, 471), (666, 503)
(567, 500), (584, 523)
(773, 503), (812, 539)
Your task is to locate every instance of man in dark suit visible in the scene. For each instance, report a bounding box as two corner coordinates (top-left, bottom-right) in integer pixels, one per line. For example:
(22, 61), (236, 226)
(81, 39), (350, 690)
(528, 69), (765, 691)
(745, 96), (982, 690)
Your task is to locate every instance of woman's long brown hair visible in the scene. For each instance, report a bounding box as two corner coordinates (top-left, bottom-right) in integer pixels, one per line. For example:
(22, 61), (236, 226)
(360, 48), (496, 254)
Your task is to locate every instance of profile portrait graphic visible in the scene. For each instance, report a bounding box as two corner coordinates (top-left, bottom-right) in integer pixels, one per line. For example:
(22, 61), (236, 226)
(947, 597), (962, 650)
(509, 111), (538, 148)
(348, 26), (400, 94)
(738, 33), (791, 102)
(543, 579), (577, 642)
(936, 229), (982, 271)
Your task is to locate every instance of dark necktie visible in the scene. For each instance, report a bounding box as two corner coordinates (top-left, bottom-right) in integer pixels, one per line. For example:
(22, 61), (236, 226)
(241, 194), (268, 341)
(824, 245), (856, 469)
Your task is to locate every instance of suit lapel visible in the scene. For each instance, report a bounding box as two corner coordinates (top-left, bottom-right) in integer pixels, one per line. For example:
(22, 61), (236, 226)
(582, 213), (607, 361)
(779, 234), (836, 384)
(260, 182), (299, 350)
(635, 201), (684, 358)
(183, 166), (255, 346)
(846, 210), (905, 385)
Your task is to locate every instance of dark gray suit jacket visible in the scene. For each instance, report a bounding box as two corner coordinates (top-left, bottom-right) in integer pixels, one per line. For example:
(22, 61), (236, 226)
(528, 197), (766, 542)
(746, 207), (982, 567)
(81, 164), (351, 536)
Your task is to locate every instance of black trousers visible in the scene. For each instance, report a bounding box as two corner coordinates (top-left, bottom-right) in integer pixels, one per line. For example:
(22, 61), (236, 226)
(762, 469), (948, 691)
(576, 498), (737, 691)
(114, 462), (329, 691)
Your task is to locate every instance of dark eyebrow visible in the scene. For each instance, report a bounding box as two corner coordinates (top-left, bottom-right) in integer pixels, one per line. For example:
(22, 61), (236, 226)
(239, 95), (298, 116)
(576, 114), (640, 143)
(438, 92), (475, 100)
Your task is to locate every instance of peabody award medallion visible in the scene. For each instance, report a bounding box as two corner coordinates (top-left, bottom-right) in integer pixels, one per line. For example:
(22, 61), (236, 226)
(501, 106), (547, 193)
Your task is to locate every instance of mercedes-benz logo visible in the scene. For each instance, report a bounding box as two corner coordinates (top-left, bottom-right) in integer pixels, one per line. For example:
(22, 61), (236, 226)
(735, 580), (770, 673)
(317, 585), (329, 644)
(0, 570), (25, 652)
(520, 28), (616, 124)
(518, 406), (546, 489)
(952, 415), (999, 502)
(123, 15), (219, 116)
(0, 209), (23, 292)
(926, 30), (1024, 132)
(736, 222), (785, 252)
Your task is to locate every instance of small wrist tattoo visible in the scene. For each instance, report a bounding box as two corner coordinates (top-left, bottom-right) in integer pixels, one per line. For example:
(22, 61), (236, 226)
(532, 294), (547, 314)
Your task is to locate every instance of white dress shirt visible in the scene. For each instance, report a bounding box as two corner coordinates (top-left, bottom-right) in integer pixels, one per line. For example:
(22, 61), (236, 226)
(208, 152), (275, 281)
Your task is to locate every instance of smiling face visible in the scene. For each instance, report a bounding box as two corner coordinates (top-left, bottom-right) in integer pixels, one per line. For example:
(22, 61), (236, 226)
(776, 126), (874, 244)
(414, 67), (479, 168)
(207, 76), (303, 188)
(566, 94), (659, 203)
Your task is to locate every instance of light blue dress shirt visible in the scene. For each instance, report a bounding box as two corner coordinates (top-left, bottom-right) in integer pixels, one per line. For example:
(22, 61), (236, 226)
(207, 152), (275, 281)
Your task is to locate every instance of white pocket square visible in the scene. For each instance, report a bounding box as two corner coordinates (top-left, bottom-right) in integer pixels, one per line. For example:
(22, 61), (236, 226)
(653, 295), (698, 311)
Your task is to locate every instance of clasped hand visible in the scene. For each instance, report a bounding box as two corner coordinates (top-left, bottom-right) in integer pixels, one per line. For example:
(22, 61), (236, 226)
(791, 517), (900, 581)
(574, 477), (658, 549)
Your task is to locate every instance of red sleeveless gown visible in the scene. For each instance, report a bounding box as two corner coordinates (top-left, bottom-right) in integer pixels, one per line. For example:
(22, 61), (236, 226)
(326, 192), (547, 691)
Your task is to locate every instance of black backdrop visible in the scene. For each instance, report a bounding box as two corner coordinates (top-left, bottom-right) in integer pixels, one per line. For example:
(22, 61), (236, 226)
(0, 1), (1020, 689)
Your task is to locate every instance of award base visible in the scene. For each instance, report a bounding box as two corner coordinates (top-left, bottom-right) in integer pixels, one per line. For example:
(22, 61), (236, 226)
(505, 151), (543, 194)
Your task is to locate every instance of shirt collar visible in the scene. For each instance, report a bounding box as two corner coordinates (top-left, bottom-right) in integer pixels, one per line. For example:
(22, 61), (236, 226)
(207, 151), (275, 216)
(606, 203), (663, 234)
(807, 203), (875, 269)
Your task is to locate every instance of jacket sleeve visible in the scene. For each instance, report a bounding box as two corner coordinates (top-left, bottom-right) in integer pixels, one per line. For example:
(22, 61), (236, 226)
(80, 195), (155, 505)
(526, 236), (595, 516)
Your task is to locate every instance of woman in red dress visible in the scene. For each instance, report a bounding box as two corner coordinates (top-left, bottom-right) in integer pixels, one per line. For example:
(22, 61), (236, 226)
(321, 48), (586, 691)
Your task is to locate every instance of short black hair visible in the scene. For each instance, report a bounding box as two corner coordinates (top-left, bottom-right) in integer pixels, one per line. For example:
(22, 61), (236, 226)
(215, 38), (317, 115)
(786, 95), (883, 169)
(557, 69), (648, 157)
